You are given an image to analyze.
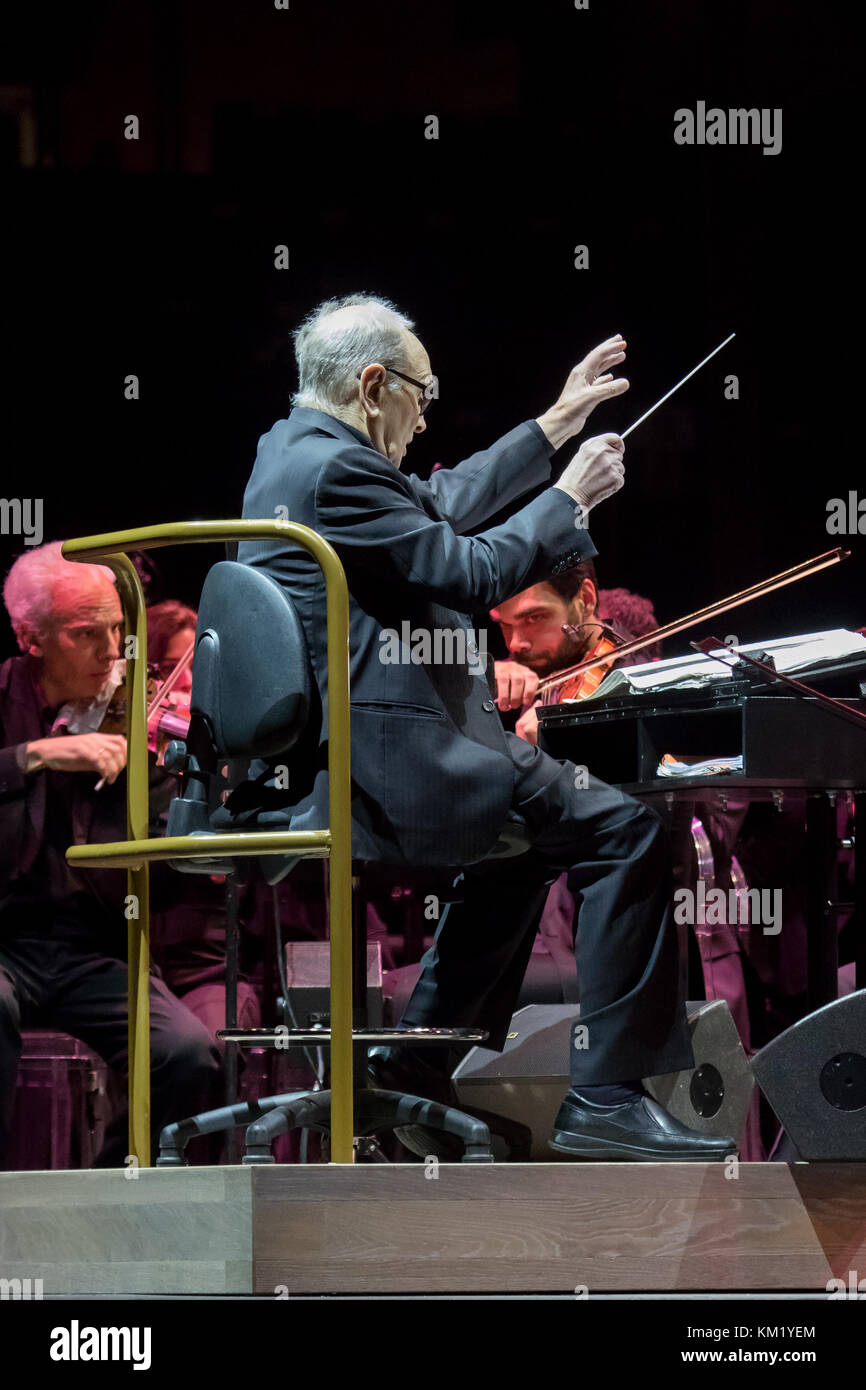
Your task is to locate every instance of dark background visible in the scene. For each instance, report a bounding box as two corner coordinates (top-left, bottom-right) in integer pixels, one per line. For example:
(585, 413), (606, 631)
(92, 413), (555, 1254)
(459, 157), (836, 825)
(0, 0), (861, 658)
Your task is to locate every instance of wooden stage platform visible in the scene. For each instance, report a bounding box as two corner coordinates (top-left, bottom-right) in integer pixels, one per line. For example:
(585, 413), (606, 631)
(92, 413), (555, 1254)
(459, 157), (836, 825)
(1, 1163), (864, 1297)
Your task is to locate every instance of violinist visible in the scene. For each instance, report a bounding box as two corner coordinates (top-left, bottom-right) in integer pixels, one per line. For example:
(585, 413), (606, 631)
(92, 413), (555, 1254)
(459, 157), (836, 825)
(0, 542), (222, 1169)
(490, 561), (627, 744)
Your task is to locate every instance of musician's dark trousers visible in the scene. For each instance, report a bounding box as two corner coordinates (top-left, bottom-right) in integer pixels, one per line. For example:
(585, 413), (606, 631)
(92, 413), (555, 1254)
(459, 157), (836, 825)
(0, 930), (223, 1168)
(402, 737), (695, 1085)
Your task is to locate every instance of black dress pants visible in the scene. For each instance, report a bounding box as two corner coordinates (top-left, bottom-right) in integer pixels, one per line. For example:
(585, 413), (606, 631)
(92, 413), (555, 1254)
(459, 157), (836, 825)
(402, 735), (695, 1085)
(0, 929), (223, 1168)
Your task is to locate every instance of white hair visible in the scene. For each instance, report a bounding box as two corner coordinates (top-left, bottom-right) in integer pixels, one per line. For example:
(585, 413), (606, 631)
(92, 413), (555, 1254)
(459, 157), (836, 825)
(291, 294), (416, 411)
(3, 540), (116, 645)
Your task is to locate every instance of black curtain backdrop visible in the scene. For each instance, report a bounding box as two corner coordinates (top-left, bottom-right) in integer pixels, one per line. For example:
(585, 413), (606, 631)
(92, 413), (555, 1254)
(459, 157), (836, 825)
(0, 0), (861, 656)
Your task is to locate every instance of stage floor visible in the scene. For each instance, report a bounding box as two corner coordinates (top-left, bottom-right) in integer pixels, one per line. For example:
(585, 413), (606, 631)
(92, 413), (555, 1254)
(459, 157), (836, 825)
(2, 1162), (865, 1297)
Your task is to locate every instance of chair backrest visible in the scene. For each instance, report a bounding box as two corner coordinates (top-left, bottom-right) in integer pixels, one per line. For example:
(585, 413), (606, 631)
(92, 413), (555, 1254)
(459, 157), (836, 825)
(192, 561), (311, 758)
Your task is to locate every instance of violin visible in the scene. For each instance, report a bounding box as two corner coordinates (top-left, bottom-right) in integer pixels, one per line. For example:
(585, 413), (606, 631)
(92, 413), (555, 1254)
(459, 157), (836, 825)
(97, 639), (193, 762)
(548, 634), (620, 703)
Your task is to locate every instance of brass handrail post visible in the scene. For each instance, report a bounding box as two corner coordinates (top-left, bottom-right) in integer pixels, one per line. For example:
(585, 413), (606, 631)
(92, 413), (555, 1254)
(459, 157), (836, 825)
(92, 554), (152, 1166)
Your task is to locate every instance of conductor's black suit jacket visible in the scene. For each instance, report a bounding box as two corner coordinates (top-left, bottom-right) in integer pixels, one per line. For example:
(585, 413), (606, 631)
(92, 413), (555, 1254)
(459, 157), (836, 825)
(238, 407), (597, 867)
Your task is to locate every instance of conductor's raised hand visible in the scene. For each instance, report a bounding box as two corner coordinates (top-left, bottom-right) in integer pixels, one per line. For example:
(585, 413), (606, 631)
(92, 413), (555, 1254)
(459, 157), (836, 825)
(536, 336), (629, 449)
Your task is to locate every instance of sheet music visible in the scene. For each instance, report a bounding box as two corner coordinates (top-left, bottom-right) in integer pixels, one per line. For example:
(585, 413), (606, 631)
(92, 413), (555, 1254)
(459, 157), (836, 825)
(569, 630), (866, 704)
(656, 754), (745, 778)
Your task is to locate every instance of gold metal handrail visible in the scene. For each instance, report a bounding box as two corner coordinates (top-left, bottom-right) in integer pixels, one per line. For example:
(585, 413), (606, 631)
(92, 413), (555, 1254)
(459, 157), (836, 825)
(62, 521), (354, 1164)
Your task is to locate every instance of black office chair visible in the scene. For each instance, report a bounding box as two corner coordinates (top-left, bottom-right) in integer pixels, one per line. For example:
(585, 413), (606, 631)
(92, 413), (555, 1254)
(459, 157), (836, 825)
(156, 561), (537, 1165)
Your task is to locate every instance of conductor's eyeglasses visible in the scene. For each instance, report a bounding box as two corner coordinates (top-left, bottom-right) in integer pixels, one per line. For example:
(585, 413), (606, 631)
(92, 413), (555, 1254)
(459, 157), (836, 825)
(357, 365), (438, 415)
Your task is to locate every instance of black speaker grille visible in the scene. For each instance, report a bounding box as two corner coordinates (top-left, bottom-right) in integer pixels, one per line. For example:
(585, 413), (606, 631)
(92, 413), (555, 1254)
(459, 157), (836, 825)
(689, 1063), (725, 1118)
(820, 1053), (866, 1112)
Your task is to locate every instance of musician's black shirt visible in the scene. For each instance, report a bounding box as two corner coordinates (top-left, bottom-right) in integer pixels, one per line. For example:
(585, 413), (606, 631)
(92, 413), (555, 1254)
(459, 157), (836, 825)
(0, 689), (113, 939)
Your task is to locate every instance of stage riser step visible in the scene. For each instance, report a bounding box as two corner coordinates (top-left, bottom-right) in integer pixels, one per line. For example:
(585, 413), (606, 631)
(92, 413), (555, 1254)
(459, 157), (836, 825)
(1, 1164), (863, 1295)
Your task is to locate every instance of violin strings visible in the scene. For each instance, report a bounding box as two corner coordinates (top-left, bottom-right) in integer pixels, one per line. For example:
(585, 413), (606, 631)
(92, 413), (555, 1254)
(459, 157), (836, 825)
(146, 637), (195, 722)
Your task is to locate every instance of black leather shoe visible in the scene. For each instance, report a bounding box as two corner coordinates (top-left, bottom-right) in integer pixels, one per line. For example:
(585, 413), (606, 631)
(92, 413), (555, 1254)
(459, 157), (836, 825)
(550, 1089), (738, 1162)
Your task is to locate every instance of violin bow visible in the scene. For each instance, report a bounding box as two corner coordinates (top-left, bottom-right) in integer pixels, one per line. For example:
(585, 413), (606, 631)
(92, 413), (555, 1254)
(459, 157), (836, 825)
(145, 637), (195, 726)
(93, 637), (196, 792)
(535, 548), (850, 699)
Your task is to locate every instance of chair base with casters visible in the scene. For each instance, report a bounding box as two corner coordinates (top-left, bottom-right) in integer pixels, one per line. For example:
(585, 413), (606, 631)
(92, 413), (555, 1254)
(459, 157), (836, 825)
(153, 818), (540, 1165)
(244, 1088), (495, 1164)
(152, 819), (544, 1165)
(157, 1027), (494, 1165)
